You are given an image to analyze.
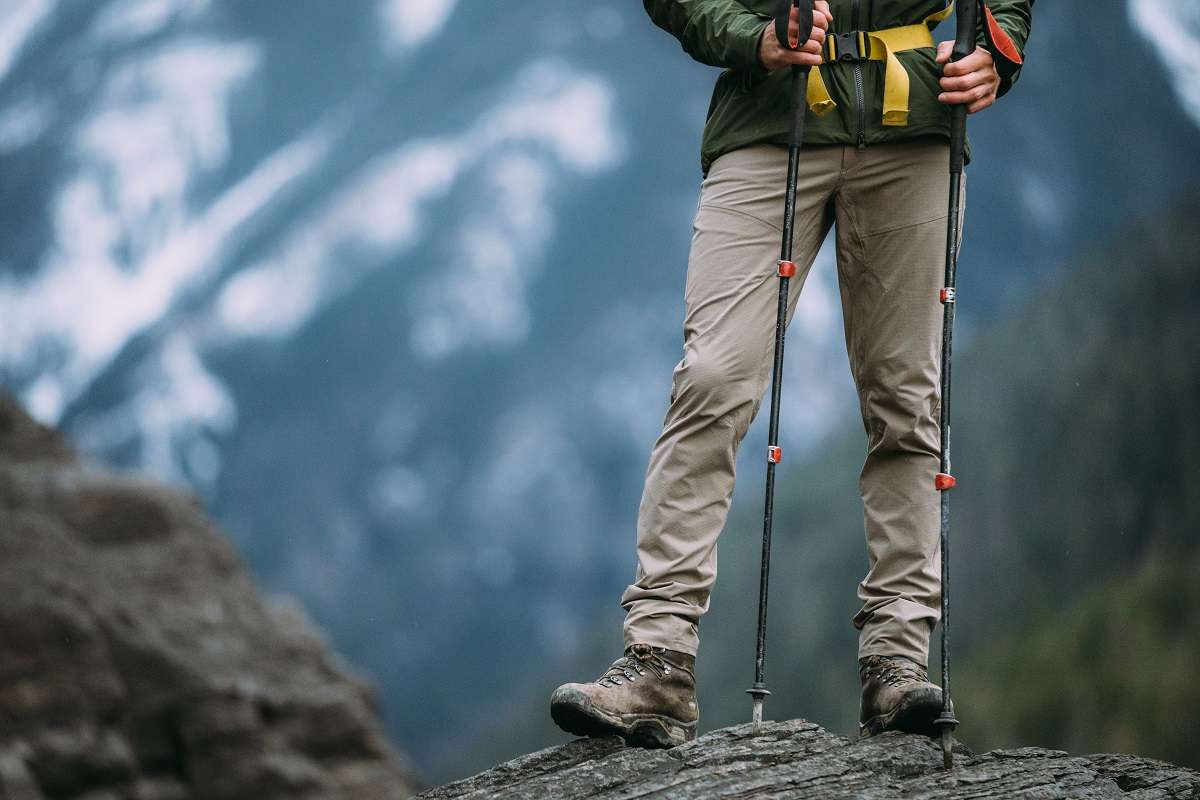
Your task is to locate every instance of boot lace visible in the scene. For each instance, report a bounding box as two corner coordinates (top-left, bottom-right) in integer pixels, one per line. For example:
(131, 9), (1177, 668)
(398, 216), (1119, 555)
(860, 655), (929, 687)
(595, 645), (672, 687)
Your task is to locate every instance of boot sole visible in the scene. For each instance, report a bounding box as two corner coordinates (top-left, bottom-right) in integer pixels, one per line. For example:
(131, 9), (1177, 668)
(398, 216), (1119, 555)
(550, 687), (696, 749)
(860, 687), (945, 738)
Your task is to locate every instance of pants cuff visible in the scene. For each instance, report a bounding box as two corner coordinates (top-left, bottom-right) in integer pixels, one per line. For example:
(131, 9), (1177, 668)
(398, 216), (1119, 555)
(623, 612), (699, 657)
(855, 601), (935, 666)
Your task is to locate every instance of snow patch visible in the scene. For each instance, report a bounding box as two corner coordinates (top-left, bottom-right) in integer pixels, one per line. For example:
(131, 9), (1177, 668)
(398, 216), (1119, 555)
(216, 59), (622, 355)
(410, 153), (550, 359)
(1130, 0), (1200, 130)
(90, 0), (211, 44)
(71, 333), (236, 489)
(0, 0), (57, 86)
(77, 40), (258, 237)
(0, 117), (330, 423)
(480, 61), (622, 173)
(411, 60), (622, 359)
(378, 0), (457, 52)
(214, 138), (462, 340)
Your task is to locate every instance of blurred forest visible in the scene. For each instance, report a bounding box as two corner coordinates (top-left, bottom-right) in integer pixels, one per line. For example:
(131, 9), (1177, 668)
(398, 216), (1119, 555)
(475, 195), (1200, 775)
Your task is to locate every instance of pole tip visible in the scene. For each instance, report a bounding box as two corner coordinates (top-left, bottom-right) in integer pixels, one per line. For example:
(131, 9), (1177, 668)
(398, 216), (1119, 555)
(746, 684), (770, 730)
(941, 728), (954, 769)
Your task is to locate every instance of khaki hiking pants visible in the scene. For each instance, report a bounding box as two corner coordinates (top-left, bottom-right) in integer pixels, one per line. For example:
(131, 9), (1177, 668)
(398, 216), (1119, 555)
(621, 138), (964, 666)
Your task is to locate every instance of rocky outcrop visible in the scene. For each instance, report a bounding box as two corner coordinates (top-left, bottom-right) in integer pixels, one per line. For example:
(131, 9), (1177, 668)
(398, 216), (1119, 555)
(421, 720), (1200, 799)
(0, 394), (419, 799)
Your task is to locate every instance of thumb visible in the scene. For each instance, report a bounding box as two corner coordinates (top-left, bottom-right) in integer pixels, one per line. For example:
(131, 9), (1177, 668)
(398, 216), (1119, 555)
(935, 40), (953, 64)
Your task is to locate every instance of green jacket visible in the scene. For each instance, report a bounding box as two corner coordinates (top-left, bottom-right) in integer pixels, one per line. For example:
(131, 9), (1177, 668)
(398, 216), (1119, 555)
(643, 0), (1033, 174)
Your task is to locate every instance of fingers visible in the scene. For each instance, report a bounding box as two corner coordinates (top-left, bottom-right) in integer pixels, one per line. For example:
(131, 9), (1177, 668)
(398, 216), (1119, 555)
(942, 46), (994, 76)
(937, 44), (999, 111)
(939, 68), (995, 92)
(813, 2), (831, 31)
(938, 77), (998, 106)
(939, 44), (996, 104)
(760, 16), (825, 70)
(779, 45), (825, 67)
(788, 7), (828, 48)
(774, 45), (825, 67)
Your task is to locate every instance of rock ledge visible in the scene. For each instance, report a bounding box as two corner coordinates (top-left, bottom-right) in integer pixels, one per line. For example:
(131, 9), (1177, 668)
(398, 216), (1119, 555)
(421, 719), (1200, 799)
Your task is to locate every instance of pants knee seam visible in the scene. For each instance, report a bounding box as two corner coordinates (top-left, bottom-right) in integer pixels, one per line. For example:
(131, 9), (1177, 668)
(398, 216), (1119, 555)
(697, 202), (783, 234)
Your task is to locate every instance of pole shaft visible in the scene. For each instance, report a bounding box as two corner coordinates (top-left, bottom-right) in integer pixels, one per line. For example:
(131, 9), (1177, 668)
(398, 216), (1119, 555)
(936, 85), (968, 767)
(750, 63), (809, 712)
(937, 4), (976, 763)
(939, 163), (963, 709)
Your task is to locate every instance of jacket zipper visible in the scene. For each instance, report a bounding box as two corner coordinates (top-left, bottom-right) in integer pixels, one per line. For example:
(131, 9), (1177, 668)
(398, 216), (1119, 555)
(851, 0), (867, 150)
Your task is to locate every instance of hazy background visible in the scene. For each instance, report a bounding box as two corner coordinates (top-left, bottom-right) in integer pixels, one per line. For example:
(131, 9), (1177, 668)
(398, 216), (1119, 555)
(1, 0), (1197, 787)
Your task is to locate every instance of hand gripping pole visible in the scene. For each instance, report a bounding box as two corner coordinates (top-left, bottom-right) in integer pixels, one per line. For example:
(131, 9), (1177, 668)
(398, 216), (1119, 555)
(748, 0), (814, 732)
(935, 0), (980, 770)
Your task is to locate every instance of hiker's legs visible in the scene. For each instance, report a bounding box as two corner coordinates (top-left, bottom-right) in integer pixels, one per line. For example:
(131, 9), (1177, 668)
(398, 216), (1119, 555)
(833, 138), (964, 665)
(621, 144), (839, 656)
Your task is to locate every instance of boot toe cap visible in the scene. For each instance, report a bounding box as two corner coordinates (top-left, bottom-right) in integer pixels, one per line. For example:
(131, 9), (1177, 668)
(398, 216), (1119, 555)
(550, 684), (593, 709)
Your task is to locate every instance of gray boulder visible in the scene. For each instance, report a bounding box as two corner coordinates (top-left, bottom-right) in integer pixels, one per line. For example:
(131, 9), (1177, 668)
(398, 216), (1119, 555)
(0, 393), (419, 800)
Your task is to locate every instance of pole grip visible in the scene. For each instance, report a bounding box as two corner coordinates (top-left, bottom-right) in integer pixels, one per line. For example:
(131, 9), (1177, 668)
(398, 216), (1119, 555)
(775, 0), (813, 147)
(948, 0), (978, 175)
(775, 0), (814, 52)
(952, 0), (979, 62)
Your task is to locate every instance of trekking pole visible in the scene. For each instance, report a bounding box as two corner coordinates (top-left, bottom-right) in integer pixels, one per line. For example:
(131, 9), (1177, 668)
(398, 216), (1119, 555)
(747, 0), (814, 732)
(934, 0), (980, 770)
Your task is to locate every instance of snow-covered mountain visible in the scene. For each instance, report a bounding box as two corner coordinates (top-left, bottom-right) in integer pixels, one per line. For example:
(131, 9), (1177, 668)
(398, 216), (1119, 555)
(1, 0), (1197, 780)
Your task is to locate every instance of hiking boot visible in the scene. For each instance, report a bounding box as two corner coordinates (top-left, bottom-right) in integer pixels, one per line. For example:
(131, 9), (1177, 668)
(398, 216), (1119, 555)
(858, 654), (948, 738)
(550, 643), (698, 748)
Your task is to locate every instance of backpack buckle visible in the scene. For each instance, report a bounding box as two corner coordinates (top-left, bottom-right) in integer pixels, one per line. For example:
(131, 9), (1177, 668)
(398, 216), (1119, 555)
(826, 31), (871, 63)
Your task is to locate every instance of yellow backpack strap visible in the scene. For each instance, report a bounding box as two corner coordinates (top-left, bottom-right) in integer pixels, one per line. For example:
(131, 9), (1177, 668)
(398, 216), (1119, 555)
(806, 1), (951, 124)
(806, 66), (837, 117)
(867, 24), (935, 125)
(870, 1), (952, 125)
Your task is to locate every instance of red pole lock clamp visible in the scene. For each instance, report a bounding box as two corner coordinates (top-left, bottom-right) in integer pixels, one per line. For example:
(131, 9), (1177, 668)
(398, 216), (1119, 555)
(778, 260), (796, 278)
(940, 287), (956, 304)
(767, 445), (782, 463)
(935, 472), (957, 491)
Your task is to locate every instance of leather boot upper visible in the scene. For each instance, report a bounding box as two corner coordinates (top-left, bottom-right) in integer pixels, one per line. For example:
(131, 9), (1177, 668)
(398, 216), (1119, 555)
(562, 643), (698, 724)
(858, 654), (943, 726)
